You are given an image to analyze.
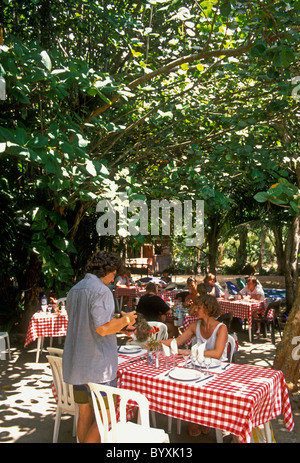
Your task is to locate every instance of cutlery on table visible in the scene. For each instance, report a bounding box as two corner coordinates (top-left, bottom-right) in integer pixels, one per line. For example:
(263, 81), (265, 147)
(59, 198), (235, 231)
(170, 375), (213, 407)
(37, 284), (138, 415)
(129, 356), (146, 364)
(195, 374), (214, 383)
(222, 363), (230, 370)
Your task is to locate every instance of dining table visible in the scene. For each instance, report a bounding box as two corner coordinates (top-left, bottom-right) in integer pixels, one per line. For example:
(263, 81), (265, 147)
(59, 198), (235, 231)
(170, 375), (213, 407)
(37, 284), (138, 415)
(116, 350), (294, 443)
(217, 297), (265, 342)
(24, 311), (68, 362)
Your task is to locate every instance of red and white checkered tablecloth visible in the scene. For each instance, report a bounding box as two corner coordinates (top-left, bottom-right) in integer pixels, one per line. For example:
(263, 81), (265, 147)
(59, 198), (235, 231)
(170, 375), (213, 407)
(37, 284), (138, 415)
(117, 356), (294, 443)
(217, 298), (265, 329)
(24, 311), (69, 347)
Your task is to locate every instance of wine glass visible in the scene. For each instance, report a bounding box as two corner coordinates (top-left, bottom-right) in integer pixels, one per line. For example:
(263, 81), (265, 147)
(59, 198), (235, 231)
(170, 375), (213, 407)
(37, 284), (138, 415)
(191, 352), (197, 369)
(182, 353), (190, 368)
(204, 356), (212, 375)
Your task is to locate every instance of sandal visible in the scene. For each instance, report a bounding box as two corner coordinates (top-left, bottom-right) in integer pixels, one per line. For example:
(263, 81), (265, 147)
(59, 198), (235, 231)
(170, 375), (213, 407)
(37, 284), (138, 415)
(188, 423), (201, 437)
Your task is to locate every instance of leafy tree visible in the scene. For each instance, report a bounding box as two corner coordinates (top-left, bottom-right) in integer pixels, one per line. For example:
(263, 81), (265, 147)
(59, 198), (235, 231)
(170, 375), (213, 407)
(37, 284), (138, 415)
(0, 0), (299, 348)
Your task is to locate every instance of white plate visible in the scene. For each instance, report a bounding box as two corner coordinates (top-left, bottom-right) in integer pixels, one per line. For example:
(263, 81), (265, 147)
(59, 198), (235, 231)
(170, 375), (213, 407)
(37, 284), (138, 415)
(169, 367), (201, 381)
(119, 345), (142, 354)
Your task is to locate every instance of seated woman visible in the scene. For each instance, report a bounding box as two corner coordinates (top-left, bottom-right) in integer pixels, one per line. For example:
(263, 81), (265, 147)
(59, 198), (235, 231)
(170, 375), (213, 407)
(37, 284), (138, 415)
(162, 294), (228, 436)
(239, 276), (265, 333)
(203, 273), (224, 298)
(184, 277), (198, 315)
(161, 269), (172, 285)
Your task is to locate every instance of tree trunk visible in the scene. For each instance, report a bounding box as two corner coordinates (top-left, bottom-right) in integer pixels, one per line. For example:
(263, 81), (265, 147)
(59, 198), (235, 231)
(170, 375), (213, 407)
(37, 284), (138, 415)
(272, 224), (285, 275)
(273, 280), (300, 390)
(284, 214), (300, 313)
(236, 226), (247, 270)
(256, 225), (266, 273)
(206, 216), (221, 275)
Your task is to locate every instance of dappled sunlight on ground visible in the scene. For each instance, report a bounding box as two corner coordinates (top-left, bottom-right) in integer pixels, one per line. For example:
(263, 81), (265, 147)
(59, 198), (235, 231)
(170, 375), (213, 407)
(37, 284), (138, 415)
(0, 347), (69, 443)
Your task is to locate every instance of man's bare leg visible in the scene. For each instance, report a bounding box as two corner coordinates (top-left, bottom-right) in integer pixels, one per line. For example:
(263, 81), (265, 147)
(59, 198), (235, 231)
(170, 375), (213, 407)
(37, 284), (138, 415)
(76, 403), (94, 443)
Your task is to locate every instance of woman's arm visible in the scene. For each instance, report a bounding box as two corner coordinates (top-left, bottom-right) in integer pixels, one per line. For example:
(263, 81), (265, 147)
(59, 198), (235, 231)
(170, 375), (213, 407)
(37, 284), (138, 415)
(204, 324), (228, 360)
(161, 321), (197, 347)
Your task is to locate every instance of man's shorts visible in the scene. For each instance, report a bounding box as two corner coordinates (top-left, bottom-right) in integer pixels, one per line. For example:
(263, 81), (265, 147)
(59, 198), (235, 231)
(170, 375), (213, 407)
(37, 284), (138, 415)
(73, 378), (117, 408)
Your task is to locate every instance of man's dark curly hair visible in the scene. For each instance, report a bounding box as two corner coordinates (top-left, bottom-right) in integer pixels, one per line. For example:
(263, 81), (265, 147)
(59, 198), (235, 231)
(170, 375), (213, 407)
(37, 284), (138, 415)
(85, 251), (124, 277)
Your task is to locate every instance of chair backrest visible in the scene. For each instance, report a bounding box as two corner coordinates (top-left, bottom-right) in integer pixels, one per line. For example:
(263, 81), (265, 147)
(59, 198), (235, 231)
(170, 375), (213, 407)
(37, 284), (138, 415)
(47, 355), (75, 413)
(227, 334), (236, 362)
(265, 298), (282, 320)
(47, 347), (64, 357)
(88, 382), (150, 443)
(147, 321), (168, 340)
(226, 281), (239, 295)
(236, 278), (246, 289)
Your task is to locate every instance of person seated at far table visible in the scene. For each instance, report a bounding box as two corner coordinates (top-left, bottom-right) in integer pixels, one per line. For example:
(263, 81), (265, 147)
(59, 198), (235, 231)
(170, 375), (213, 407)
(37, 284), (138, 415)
(197, 283), (208, 296)
(162, 294), (228, 437)
(203, 273), (224, 298)
(184, 277), (198, 314)
(238, 276), (265, 334)
(115, 269), (132, 310)
(161, 268), (172, 285)
(115, 269), (131, 287)
(136, 282), (178, 338)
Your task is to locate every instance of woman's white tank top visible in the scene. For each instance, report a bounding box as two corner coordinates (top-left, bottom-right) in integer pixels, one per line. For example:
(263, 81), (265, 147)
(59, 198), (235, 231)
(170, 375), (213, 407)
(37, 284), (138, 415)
(196, 320), (228, 361)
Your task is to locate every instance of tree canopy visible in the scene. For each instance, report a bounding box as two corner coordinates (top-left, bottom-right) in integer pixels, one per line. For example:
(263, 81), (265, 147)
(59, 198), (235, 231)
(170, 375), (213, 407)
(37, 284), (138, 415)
(0, 0), (299, 322)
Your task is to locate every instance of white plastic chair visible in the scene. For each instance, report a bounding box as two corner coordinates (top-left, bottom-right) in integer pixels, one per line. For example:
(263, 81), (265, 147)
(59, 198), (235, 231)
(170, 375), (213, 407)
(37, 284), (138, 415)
(147, 321), (168, 340)
(147, 322), (168, 428)
(0, 332), (11, 360)
(47, 347), (64, 357)
(46, 355), (78, 443)
(227, 334), (236, 362)
(88, 382), (170, 443)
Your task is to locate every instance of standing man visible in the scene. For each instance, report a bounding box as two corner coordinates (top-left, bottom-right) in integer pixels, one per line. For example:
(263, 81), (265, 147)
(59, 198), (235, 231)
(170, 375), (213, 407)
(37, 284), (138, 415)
(62, 251), (137, 443)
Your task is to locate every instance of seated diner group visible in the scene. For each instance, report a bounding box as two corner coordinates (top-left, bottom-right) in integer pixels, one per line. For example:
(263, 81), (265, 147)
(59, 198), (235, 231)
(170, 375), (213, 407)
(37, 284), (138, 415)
(131, 273), (266, 435)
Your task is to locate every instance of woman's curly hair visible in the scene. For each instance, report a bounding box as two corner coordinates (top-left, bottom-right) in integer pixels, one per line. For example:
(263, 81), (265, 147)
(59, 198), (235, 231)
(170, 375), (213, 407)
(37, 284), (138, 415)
(194, 294), (221, 318)
(85, 251), (124, 277)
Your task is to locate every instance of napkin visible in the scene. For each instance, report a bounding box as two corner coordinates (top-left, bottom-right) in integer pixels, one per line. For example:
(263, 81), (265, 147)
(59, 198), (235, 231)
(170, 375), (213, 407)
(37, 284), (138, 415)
(191, 343), (198, 359)
(162, 343), (170, 356)
(197, 342), (206, 363)
(170, 338), (178, 354)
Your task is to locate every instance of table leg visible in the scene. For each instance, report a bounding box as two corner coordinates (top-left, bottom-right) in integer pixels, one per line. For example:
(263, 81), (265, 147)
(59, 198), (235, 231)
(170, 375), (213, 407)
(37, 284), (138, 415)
(248, 326), (252, 342)
(0, 337), (6, 360)
(36, 336), (44, 363)
(115, 296), (123, 313)
(263, 421), (273, 443)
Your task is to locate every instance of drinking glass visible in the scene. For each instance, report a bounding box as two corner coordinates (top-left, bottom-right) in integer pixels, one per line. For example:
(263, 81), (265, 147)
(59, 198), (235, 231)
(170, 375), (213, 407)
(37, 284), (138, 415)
(204, 356), (212, 375)
(182, 353), (190, 367)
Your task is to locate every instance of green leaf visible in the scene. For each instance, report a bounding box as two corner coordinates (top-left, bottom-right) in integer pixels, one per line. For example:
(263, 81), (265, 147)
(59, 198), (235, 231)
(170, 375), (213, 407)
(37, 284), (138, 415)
(52, 235), (68, 250)
(40, 50), (52, 71)
(254, 192), (269, 203)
